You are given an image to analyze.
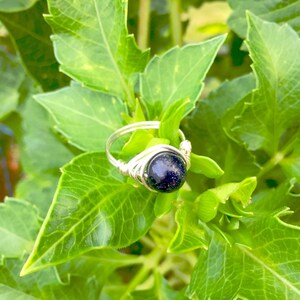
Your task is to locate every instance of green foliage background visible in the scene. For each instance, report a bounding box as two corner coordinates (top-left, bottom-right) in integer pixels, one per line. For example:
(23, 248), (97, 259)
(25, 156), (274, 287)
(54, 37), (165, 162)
(0, 0), (300, 299)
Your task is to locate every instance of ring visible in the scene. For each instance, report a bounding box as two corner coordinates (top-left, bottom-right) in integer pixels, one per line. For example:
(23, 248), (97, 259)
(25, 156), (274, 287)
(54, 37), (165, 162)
(105, 121), (191, 193)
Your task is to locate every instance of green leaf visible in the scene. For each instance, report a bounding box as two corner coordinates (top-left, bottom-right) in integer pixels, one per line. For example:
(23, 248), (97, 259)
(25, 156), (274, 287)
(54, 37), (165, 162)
(140, 35), (226, 119)
(0, 1), (69, 90)
(195, 190), (220, 223)
(36, 82), (127, 152)
(0, 284), (37, 300)
(15, 174), (58, 218)
(46, 0), (149, 103)
(21, 153), (156, 275)
(190, 153), (224, 178)
(20, 94), (74, 175)
(57, 249), (143, 294)
(146, 137), (170, 148)
(154, 192), (177, 218)
(159, 99), (190, 146)
(0, 0), (38, 12)
(0, 49), (24, 120)
(0, 198), (40, 259)
(168, 204), (208, 253)
(0, 257), (95, 299)
(187, 209), (300, 299)
(0, 257), (62, 292)
(196, 177), (257, 222)
(230, 177), (257, 205)
(227, 13), (300, 156)
(280, 139), (300, 181)
(132, 272), (180, 300)
(251, 180), (297, 216)
(1, 248), (140, 299)
(122, 130), (154, 157)
(228, 0), (300, 38)
(184, 74), (258, 183)
(121, 99), (146, 124)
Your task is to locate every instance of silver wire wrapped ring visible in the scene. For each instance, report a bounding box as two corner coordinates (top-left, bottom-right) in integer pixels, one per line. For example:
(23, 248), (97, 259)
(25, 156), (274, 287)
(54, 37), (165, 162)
(105, 121), (191, 193)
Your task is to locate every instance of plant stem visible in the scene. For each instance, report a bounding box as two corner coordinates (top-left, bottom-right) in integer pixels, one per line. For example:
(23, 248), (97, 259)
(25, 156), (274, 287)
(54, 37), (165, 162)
(120, 247), (165, 299)
(138, 0), (151, 50)
(257, 134), (299, 180)
(140, 235), (156, 249)
(169, 0), (182, 46)
(257, 152), (285, 179)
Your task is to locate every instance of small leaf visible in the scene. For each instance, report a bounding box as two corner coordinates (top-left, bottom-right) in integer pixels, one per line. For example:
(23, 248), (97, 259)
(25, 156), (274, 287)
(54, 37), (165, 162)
(154, 192), (177, 218)
(46, 0), (149, 103)
(168, 204), (208, 253)
(218, 200), (247, 218)
(122, 130), (154, 157)
(20, 94), (73, 175)
(0, 198), (40, 258)
(36, 82), (127, 152)
(128, 99), (147, 123)
(195, 190), (220, 223)
(230, 177), (257, 206)
(190, 153), (224, 178)
(159, 99), (190, 146)
(15, 174), (59, 218)
(0, 50), (24, 120)
(215, 177), (256, 204)
(196, 177), (257, 222)
(21, 153), (156, 275)
(141, 35), (226, 119)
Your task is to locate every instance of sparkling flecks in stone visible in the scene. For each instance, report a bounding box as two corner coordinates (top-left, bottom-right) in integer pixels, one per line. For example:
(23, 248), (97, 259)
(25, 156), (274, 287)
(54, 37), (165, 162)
(146, 152), (186, 193)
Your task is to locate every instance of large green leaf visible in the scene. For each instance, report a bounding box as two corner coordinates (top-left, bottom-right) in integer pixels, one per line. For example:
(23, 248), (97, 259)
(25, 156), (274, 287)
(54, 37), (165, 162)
(0, 0), (38, 12)
(0, 49), (24, 120)
(140, 35), (226, 119)
(0, 198), (40, 259)
(1, 249), (141, 299)
(0, 1), (69, 91)
(36, 82), (127, 152)
(0, 257), (95, 300)
(21, 153), (156, 275)
(184, 74), (258, 183)
(187, 184), (300, 299)
(0, 284), (37, 300)
(46, 0), (149, 105)
(228, 0), (300, 38)
(226, 13), (300, 156)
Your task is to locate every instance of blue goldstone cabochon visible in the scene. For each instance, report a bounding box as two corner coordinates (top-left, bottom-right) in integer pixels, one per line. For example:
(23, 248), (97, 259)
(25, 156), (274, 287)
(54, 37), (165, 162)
(146, 151), (187, 193)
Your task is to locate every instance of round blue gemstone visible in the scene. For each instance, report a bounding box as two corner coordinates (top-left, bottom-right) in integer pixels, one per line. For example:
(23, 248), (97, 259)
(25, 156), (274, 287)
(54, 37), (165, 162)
(146, 152), (186, 193)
